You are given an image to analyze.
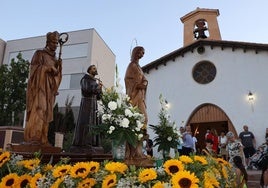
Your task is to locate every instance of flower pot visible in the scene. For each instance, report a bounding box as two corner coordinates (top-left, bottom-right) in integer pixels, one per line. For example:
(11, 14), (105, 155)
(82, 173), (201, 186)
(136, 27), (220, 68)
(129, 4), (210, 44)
(112, 140), (126, 161)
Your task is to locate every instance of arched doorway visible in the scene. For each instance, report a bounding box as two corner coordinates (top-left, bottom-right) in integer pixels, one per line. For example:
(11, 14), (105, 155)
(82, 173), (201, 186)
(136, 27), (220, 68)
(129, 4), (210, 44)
(185, 103), (236, 153)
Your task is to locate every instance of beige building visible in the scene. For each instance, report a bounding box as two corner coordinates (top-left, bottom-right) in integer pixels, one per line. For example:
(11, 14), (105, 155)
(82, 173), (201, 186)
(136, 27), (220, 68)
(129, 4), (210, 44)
(0, 29), (116, 119)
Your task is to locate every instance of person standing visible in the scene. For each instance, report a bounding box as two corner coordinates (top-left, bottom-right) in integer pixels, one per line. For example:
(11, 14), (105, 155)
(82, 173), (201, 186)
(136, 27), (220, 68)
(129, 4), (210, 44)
(181, 125), (194, 156)
(260, 163), (268, 188)
(205, 128), (212, 140)
(219, 131), (228, 160)
(202, 139), (217, 157)
(143, 134), (153, 157)
(192, 133), (198, 154)
(72, 65), (102, 147)
(211, 128), (219, 154)
(226, 131), (245, 166)
(239, 125), (256, 167)
(24, 31), (62, 145)
(233, 156), (248, 188)
(177, 126), (185, 155)
(265, 128), (268, 139)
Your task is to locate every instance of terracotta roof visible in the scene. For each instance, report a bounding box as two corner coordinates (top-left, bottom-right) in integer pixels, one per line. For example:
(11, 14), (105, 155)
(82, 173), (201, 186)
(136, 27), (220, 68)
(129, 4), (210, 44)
(142, 39), (268, 73)
(180, 8), (220, 22)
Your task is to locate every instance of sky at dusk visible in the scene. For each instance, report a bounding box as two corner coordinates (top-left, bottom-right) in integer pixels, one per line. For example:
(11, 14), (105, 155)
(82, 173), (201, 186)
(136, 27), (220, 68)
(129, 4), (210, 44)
(1, 0), (268, 80)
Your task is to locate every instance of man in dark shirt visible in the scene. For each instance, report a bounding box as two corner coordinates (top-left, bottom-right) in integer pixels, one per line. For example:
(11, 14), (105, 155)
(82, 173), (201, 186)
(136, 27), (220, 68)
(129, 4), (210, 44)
(239, 125), (256, 167)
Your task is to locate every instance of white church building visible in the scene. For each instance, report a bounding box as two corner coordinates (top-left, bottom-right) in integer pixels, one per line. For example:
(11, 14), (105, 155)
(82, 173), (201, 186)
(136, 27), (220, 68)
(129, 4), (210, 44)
(142, 8), (268, 155)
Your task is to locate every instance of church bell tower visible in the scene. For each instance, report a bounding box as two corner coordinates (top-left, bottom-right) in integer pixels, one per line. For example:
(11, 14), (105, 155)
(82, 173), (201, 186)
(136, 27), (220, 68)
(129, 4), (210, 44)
(180, 8), (222, 46)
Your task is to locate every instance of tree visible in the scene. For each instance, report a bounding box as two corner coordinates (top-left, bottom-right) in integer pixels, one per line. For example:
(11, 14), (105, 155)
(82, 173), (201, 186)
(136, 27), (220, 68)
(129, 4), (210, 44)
(0, 64), (10, 125)
(0, 53), (29, 126)
(48, 103), (64, 146)
(48, 96), (76, 150)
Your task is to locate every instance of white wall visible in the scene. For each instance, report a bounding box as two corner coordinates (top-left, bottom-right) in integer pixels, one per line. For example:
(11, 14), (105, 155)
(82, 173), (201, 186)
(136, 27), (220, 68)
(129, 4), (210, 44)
(145, 46), (268, 158)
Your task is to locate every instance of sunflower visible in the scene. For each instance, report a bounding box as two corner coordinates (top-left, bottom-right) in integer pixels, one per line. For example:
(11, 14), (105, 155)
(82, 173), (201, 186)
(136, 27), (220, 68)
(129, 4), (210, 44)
(211, 167), (221, 180)
(29, 173), (42, 188)
(171, 170), (199, 188)
(0, 151), (11, 167)
(105, 161), (128, 174)
(0, 173), (19, 187)
(17, 158), (40, 170)
(220, 164), (228, 179)
(214, 158), (233, 181)
(102, 174), (117, 188)
(70, 162), (91, 178)
(43, 164), (53, 172)
(17, 174), (32, 188)
(215, 157), (229, 166)
(203, 171), (219, 188)
(51, 177), (64, 188)
(52, 164), (72, 178)
(179, 155), (193, 164)
(88, 161), (100, 173)
(78, 178), (97, 187)
(152, 181), (167, 188)
(138, 168), (157, 183)
(193, 155), (208, 165)
(163, 159), (184, 175)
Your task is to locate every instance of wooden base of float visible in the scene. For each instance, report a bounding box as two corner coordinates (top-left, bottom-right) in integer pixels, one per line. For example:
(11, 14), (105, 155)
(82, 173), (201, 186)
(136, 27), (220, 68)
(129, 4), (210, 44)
(8, 143), (112, 164)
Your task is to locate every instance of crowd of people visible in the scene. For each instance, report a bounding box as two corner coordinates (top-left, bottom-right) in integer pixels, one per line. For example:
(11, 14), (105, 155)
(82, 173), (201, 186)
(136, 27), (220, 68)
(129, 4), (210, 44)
(144, 123), (268, 187)
(175, 124), (268, 187)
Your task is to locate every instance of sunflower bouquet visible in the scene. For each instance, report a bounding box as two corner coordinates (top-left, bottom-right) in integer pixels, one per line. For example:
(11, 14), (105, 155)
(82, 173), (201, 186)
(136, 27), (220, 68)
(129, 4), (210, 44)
(0, 149), (236, 187)
(94, 78), (145, 147)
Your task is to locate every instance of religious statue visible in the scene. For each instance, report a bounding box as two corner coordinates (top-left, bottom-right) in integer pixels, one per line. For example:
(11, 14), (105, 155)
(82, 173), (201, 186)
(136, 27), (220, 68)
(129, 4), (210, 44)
(125, 46), (148, 125)
(71, 65), (102, 148)
(24, 31), (64, 145)
(124, 46), (148, 161)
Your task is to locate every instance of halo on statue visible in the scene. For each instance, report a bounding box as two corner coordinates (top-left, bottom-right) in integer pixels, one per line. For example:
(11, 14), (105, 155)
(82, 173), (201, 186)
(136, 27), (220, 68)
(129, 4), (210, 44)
(129, 38), (138, 58)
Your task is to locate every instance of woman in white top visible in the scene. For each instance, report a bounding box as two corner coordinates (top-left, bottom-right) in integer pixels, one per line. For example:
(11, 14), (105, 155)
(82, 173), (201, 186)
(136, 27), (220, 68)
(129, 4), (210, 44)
(219, 131), (228, 160)
(192, 135), (198, 154)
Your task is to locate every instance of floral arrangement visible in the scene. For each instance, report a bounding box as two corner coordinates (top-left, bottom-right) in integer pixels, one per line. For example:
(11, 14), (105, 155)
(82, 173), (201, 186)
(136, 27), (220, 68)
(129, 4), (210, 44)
(0, 149), (236, 187)
(149, 94), (182, 159)
(94, 77), (145, 147)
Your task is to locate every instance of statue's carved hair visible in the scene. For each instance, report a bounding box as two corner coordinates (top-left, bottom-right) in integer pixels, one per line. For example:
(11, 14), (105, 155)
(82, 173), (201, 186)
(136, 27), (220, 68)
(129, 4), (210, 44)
(131, 46), (144, 61)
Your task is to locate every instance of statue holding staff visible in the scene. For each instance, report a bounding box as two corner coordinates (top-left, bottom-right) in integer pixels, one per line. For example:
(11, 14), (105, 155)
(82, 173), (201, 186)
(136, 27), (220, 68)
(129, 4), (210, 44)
(24, 31), (68, 145)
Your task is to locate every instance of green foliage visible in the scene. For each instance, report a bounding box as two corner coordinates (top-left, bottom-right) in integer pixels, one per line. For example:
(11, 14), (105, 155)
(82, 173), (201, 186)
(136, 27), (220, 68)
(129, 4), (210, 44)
(48, 103), (64, 145)
(62, 131), (74, 152)
(48, 96), (75, 149)
(0, 64), (9, 126)
(0, 53), (29, 126)
(100, 138), (112, 153)
(62, 96), (75, 133)
(149, 94), (181, 158)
